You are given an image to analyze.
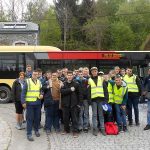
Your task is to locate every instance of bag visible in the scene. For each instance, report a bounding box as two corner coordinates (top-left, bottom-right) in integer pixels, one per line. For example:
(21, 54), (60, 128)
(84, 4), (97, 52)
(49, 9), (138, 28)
(105, 122), (118, 135)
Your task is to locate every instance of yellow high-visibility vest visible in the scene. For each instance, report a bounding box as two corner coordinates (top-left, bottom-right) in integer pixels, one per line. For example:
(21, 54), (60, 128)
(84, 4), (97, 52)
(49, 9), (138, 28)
(113, 84), (127, 104)
(123, 74), (139, 92)
(108, 82), (114, 103)
(25, 78), (41, 102)
(88, 76), (104, 99)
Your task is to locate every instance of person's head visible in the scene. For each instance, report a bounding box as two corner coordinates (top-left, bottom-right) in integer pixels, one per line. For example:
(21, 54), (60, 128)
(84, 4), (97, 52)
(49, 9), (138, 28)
(114, 66), (120, 75)
(126, 67), (133, 76)
(74, 69), (79, 76)
(19, 72), (25, 80)
(46, 70), (52, 80)
(62, 68), (68, 76)
(57, 69), (62, 77)
(90, 67), (98, 77)
(83, 67), (89, 76)
(120, 68), (126, 76)
(26, 64), (32, 72)
(98, 71), (104, 76)
(51, 71), (58, 81)
(115, 75), (122, 86)
(37, 68), (43, 78)
(67, 71), (73, 82)
(32, 70), (39, 80)
(109, 70), (115, 79)
(78, 70), (83, 79)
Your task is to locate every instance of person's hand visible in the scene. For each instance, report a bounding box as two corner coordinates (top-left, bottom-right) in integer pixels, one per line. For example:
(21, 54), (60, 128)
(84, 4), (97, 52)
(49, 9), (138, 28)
(71, 87), (75, 91)
(39, 95), (43, 99)
(121, 105), (126, 110)
(22, 103), (26, 109)
(142, 91), (147, 96)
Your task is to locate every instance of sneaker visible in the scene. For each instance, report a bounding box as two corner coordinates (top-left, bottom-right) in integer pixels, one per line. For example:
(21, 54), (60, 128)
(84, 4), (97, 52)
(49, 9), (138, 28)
(144, 125), (150, 130)
(83, 128), (88, 133)
(123, 126), (128, 132)
(119, 125), (124, 133)
(78, 129), (82, 132)
(21, 123), (26, 129)
(61, 131), (67, 135)
(55, 128), (61, 133)
(35, 131), (40, 137)
(15, 124), (22, 130)
(93, 129), (98, 136)
(136, 122), (140, 126)
(101, 128), (106, 136)
(73, 132), (79, 138)
(27, 136), (34, 141)
(46, 130), (51, 135)
(128, 122), (133, 126)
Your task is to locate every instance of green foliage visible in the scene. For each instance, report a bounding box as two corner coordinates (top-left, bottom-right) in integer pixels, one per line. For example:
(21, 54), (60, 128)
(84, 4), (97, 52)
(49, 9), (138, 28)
(39, 7), (61, 46)
(110, 21), (135, 50)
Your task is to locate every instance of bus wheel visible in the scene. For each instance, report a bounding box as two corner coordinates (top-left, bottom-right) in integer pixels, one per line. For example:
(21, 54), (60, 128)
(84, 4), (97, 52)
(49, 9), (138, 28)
(0, 86), (11, 103)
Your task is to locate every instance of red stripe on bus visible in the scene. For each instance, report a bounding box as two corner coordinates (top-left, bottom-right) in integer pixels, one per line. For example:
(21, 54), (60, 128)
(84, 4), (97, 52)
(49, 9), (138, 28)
(48, 51), (122, 60)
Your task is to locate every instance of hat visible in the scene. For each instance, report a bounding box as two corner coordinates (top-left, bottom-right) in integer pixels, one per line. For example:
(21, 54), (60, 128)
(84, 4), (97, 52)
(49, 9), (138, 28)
(102, 103), (112, 112)
(90, 67), (98, 71)
(99, 71), (104, 75)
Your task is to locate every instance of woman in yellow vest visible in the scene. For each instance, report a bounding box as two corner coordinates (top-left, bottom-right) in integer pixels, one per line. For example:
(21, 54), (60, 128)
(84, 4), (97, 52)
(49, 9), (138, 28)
(113, 75), (128, 132)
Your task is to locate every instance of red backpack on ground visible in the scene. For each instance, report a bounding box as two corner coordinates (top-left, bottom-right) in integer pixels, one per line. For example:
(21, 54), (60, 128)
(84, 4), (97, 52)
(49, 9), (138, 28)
(105, 122), (119, 135)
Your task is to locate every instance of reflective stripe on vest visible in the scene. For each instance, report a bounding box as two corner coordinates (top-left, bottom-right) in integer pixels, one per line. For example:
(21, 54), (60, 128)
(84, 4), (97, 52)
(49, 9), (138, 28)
(107, 82), (114, 103)
(25, 78), (41, 102)
(88, 76), (104, 99)
(113, 84), (127, 104)
(123, 74), (139, 92)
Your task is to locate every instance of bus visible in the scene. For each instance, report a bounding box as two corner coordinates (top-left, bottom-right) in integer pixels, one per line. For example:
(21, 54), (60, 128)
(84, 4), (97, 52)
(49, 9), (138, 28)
(0, 46), (61, 103)
(0, 46), (150, 103)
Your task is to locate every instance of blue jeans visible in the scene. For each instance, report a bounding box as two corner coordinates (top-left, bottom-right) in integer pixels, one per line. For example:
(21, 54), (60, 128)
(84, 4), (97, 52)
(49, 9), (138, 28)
(92, 101), (104, 129)
(147, 101), (150, 125)
(26, 104), (41, 136)
(78, 100), (89, 130)
(127, 96), (139, 123)
(45, 101), (60, 131)
(115, 104), (127, 126)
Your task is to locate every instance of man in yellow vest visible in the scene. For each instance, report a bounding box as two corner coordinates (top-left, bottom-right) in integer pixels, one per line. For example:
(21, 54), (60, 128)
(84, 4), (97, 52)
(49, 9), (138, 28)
(113, 75), (128, 132)
(21, 70), (43, 141)
(123, 67), (142, 126)
(88, 67), (108, 136)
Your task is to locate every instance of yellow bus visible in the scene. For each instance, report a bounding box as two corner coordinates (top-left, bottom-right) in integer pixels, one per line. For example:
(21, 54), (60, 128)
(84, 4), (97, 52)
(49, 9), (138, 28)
(0, 46), (61, 103)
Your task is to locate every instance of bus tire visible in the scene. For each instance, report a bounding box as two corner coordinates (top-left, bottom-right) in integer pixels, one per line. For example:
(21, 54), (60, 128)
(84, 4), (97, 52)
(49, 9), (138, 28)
(0, 86), (11, 104)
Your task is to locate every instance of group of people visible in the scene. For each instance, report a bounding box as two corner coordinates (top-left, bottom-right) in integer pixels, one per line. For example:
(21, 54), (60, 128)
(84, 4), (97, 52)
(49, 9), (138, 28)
(11, 64), (150, 141)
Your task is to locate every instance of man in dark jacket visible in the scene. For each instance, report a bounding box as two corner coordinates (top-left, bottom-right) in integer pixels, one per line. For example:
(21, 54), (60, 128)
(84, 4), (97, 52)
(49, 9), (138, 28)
(88, 67), (108, 136)
(123, 67), (142, 126)
(143, 68), (150, 130)
(61, 71), (82, 138)
(75, 70), (89, 132)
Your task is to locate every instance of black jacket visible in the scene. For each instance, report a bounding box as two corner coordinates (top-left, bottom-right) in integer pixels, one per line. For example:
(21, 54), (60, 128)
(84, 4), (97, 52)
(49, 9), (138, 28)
(60, 80), (82, 108)
(11, 79), (24, 102)
(42, 81), (54, 107)
(88, 76), (109, 102)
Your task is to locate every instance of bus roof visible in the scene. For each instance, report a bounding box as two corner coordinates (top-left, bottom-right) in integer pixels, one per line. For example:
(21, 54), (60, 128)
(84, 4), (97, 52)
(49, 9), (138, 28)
(0, 46), (61, 52)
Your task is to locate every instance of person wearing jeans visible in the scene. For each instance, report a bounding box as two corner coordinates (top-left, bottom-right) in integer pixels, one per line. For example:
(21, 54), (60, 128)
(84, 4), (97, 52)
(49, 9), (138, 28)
(88, 67), (108, 136)
(76, 70), (89, 132)
(112, 75), (128, 132)
(143, 69), (150, 130)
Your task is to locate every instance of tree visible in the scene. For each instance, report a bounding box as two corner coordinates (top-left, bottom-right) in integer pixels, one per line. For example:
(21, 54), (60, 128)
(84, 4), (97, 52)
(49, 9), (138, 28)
(110, 21), (135, 50)
(39, 7), (61, 46)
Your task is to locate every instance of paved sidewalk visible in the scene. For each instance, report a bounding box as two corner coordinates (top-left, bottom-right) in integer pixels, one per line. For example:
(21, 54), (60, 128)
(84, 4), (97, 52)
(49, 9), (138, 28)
(0, 117), (11, 150)
(0, 104), (150, 150)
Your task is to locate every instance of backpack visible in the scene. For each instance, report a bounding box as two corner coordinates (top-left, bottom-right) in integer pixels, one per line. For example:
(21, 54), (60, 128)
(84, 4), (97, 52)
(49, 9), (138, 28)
(105, 122), (119, 135)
